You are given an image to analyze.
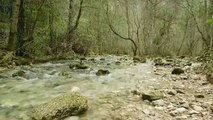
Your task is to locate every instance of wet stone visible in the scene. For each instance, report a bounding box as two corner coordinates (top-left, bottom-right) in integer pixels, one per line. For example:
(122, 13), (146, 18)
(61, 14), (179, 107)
(12, 70), (25, 77)
(96, 69), (110, 76)
(194, 95), (205, 98)
(171, 68), (184, 75)
(69, 63), (89, 70)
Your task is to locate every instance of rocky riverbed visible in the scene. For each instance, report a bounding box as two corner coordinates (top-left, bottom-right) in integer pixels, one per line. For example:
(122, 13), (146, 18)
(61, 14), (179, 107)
(0, 55), (212, 120)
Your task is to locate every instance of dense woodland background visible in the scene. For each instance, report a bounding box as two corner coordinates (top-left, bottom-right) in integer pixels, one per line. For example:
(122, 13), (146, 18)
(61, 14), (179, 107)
(0, 0), (212, 59)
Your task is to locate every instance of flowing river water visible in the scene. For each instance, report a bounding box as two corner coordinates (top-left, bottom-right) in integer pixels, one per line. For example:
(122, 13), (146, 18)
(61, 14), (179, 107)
(0, 55), (163, 120)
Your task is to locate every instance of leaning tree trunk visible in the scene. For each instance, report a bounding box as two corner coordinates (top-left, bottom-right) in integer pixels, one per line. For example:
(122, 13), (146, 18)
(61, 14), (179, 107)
(7, 0), (21, 51)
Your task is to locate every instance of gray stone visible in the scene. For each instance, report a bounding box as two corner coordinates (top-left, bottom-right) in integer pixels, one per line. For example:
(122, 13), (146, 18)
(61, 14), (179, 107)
(170, 107), (188, 116)
(167, 90), (177, 96)
(152, 99), (165, 106)
(192, 105), (203, 112)
(142, 91), (164, 102)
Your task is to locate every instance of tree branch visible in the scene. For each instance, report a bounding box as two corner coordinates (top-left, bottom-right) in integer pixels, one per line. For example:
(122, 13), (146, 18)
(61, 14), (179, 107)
(69, 0), (84, 34)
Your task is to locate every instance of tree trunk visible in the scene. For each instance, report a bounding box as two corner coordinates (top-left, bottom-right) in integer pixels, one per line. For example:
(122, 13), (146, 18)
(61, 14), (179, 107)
(7, 0), (21, 51)
(68, 0), (74, 32)
(16, 0), (25, 56)
(49, 3), (55, 49)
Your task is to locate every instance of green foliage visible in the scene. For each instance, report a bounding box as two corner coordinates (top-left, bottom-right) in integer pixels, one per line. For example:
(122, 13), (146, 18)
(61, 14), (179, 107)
(207, 19), (213, 24)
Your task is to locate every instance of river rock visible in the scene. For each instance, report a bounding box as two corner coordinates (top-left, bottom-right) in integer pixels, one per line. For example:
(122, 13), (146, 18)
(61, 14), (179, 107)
(30, 93), (88, 120)
(206, 74), (213, 84)
(170, 107), (188, 116)
(210, 106), (213, 113)
(142, 91), (164, 102)
(167, 90), (177, 96)
(69, 63), (89, 70)
(192, 105), (203, 112)
(115, 61), (121, 65)
(96, 69), (110, 76)
(154, 58), (164, 66)
(71, 87), (80, 93)
(194, 94), (205, 98)
(171, 68), (184, 75)
(100, 58), (105, 61)
(152, 99), (165, 106)
(133, 57), (146, 63)
(12, 70), (25, 77)
(64, 116), (80, 120)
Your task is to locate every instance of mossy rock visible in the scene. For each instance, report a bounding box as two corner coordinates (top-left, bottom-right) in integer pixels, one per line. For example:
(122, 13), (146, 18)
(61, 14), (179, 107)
(142, 91), (164, 102)
(171, 68), (184, 75)
(30, 93), (88, 120)
(69, 63), (89, 69)
(12, 70), (25, 77)
(96, 69), (110, 76)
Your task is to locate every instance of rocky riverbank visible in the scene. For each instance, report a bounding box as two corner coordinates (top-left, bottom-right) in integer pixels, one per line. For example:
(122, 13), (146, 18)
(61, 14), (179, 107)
(0, 55), (212, 120)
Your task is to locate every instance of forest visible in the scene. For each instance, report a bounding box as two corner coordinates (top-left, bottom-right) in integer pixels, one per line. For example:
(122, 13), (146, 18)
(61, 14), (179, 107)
(0, 0), (213, 120)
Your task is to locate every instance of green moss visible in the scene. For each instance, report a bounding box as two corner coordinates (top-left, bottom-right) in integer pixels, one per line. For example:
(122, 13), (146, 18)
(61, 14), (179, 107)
(30, 93), (88, 120)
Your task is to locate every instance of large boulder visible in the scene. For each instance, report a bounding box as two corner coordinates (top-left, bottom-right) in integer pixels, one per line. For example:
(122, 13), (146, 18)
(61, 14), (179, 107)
(30, 93), (88, 120)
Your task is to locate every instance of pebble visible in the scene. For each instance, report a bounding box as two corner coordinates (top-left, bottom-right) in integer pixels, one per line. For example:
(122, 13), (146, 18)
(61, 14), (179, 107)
(170, 107), (188, 116)
(153, 99), (165, 106)
(142, 109), (150, 115)
(175, 115), (188, 120)
(192, 105), (203, 112)
(64, 116), (79, 120)
(71, 86), (80, 93)
(188, 110), (199, 115)
(180, 102), (190, 109)
(167, 90), (177, 96)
